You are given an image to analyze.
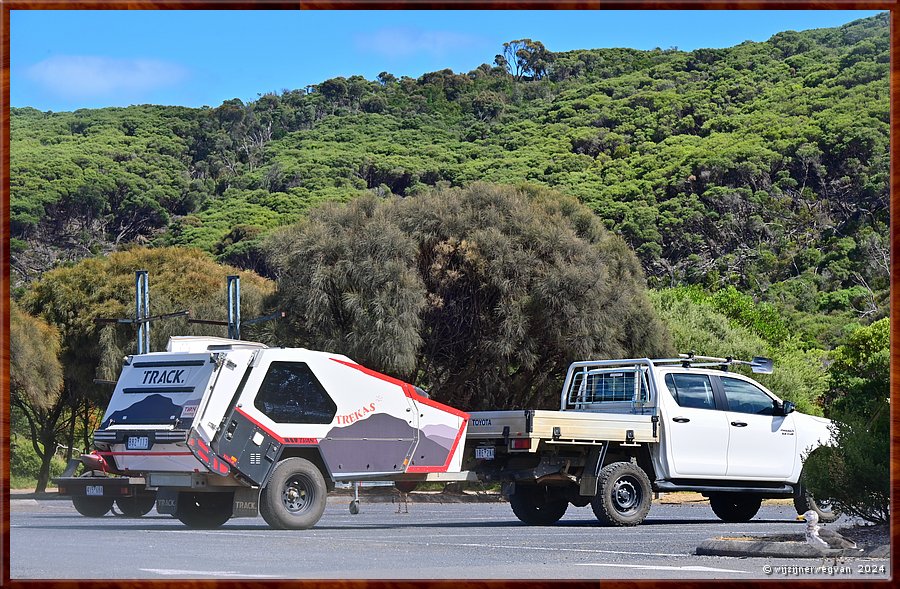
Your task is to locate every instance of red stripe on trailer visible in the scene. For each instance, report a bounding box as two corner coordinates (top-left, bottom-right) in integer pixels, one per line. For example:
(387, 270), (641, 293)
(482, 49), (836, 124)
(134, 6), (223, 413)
(406, 417), (468, 473)
(402, 383), (469, 420)
(283, 437), (318, 445)
(329, 358), (470, 419)
(96, 451), (193, 457)
(234, 406), (286, 444)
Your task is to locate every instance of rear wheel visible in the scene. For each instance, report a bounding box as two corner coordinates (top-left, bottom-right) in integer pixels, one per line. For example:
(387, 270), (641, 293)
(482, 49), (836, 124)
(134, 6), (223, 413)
(709, 492), (762, 522)
(509, 484), (568, 525)
(590, 462), (652, 526)
(72, 495), (114, 517)
(116, 494), (156, 517)
(175, 492), (233, 529)
(260, 457), (328, 530)
(71, 471), (113, 517)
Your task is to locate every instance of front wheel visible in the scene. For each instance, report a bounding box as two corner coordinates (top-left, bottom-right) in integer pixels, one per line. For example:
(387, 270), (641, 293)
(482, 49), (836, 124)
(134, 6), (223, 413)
(175, 492), (233, 529)
(260, 457), (328, 530)
(509, 485), (568, 525)
(709, 492), (762, 522)
(591, 462), (652, 526)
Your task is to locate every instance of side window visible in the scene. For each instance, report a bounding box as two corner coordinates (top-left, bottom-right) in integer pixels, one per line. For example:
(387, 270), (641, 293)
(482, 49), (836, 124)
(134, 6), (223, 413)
(665, 373), (716, 410)
(254, 362), (337, 424)
(721, 378), (775, 415)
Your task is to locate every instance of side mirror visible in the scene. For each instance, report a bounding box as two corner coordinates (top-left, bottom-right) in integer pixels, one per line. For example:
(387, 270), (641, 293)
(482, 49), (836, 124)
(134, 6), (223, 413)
(777, 400), (795, 416)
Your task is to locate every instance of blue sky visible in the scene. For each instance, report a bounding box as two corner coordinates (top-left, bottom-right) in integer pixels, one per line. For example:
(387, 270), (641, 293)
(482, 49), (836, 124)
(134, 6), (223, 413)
(11, 10), (882, 112)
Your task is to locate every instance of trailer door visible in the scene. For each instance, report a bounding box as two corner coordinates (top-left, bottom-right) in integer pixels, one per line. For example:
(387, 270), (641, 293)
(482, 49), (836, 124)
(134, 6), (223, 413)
(191, 349), (260, 443)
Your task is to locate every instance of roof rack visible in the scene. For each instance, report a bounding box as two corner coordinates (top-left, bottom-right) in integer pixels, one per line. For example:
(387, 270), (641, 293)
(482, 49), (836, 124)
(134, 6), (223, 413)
(649, 352), (773, 374)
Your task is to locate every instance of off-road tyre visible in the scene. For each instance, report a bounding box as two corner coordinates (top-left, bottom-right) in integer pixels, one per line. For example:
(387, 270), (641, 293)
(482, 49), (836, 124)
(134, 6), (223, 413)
(509, 485), (568, 525)
(260, 457), (328, 530)
(175, 492), (233, 529)
(794, 484), (840, 523)
(590, 461), (652, 526)
(72, 495), (114, 517)
(116, 494), (156, 517)
(708, 492), (762, 522)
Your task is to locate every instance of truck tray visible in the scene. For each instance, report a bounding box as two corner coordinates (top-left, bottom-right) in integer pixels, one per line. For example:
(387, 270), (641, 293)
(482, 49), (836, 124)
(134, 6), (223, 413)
(467, 409), (657, 445)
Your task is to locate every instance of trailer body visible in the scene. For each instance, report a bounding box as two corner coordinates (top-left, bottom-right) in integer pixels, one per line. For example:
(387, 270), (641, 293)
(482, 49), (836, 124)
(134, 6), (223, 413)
(55, 336), (468, 529)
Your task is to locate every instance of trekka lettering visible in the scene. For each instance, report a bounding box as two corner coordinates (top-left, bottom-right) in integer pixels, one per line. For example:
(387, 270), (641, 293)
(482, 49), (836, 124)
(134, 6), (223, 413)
(336, 402), (377, 425)
(141, 369), (185, 385)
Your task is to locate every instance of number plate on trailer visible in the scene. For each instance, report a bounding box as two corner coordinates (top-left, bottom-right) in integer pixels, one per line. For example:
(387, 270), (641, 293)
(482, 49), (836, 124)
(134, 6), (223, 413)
(85, 485), (104, 496)
(475, 447), (495, 460)
(127, 436), (150, 450)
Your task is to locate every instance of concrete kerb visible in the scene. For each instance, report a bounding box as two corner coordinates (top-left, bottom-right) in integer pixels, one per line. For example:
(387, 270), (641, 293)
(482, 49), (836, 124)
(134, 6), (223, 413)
(697, 538), (890, 559)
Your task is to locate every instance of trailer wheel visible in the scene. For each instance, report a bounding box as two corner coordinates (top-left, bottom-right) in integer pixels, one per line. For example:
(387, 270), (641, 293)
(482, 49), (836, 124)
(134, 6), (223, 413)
(175, 492), (233, 529)
(72, 495), (114, 518)
(509, 485), (568, 525)
(116, 494), (156, 518)
(708, 492), (762, 522)
(591, 462), (652, 526)
(260, 457), (328, 530)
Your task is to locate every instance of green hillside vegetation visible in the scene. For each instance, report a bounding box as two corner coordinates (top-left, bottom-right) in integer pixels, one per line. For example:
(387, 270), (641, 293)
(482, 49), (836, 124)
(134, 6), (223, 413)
(10, 15), (888, 349)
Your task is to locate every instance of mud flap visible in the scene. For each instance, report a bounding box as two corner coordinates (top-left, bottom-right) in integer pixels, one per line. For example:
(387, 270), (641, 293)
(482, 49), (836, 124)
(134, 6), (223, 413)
(231, 487), (260, 517)
(155, 489), (179, 515)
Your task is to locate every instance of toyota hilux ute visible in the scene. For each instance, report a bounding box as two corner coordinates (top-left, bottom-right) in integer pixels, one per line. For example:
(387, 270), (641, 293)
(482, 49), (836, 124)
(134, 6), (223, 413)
(464, 354), (835, 526)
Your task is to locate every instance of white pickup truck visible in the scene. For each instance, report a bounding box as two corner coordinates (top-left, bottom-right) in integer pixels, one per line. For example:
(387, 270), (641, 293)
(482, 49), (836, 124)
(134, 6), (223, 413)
(464, 355), (836, 526)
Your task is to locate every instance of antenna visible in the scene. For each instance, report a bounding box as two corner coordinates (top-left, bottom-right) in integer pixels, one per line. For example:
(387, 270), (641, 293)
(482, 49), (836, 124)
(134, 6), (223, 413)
(94, 270), (190, 354)
(188, 275), (285, 339)
(227, 275), (241, 340)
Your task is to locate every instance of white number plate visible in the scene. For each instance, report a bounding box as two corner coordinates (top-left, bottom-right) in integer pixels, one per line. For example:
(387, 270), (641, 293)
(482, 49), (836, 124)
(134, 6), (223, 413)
(85, 485), (104, 496)
(475, 447), (495, 460)
(127, 436), (150, 450)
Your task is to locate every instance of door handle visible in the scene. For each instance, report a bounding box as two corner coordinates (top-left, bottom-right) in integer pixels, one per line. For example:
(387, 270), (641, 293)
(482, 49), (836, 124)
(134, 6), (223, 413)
(672, 417), (690, 423)
(731, 421), (748, 427)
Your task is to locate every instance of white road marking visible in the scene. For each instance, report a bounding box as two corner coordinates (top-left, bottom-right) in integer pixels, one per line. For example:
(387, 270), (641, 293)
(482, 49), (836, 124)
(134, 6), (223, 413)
(576, 563), (750, 574)
(144, 530), (688, 558)
(140, 568), (279, 578)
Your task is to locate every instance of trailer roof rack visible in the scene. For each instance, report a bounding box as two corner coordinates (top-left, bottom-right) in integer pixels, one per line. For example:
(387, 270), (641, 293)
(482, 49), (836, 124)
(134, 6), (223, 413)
(649, 352), (773, 374)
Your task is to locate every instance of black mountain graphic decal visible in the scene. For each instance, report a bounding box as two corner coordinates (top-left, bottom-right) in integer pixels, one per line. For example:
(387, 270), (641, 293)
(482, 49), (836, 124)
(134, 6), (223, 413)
(102, 394), (182, 428)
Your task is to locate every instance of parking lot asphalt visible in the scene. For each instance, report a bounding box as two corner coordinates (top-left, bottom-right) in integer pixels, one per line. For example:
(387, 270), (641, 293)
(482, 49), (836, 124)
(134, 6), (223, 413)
(9, 495), (891, 580)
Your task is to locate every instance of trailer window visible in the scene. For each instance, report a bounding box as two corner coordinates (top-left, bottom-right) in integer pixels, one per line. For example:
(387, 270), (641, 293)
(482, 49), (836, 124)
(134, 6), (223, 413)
(255, 362), (337, 424)
(664, 373), (716, 410)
